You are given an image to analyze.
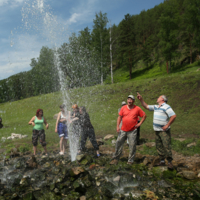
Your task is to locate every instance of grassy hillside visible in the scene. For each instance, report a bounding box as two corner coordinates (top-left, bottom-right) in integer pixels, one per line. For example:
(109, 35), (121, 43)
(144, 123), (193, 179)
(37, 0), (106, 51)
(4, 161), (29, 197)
(0, 63), (200, 155)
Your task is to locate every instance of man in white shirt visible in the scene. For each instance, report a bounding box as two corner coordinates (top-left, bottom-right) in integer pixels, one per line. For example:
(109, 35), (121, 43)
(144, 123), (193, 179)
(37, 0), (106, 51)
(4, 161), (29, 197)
(137, 93), (176, 169)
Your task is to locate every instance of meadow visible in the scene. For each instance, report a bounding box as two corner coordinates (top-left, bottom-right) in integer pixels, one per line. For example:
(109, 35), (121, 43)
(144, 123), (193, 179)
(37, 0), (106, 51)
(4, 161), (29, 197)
(0, 61), (200, 156)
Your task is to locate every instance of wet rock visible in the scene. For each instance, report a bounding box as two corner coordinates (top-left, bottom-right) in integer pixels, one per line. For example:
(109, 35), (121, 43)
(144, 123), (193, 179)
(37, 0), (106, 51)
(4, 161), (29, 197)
(113, 175), (120, 182)
(104, 134), (114, 140)
(96, 138), (104, 146)
(26, 155), (37, 169)
(143, 155), (155, 166)
(21, 191), (33, 200)
(158, 180), (172, 188)
(80, 196), (86, 200)
(76, 154), (85, 162)
(70, 167), (85, 176)
(182, 171), (197, 180)
(85, 187), (98, 198)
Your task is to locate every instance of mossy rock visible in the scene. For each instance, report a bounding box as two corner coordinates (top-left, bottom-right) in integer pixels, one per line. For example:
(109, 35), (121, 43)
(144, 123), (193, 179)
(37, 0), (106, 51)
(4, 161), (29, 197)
(85, 187), (98, 198)
(64, 191), (80, 200)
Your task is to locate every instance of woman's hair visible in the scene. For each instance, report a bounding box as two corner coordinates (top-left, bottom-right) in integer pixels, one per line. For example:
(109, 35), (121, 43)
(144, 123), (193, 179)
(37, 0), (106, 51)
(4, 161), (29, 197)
(60, 104), (66, 109)
(79, 106), (86, 113)
(36, 109), (43, 117)
(72, 104), (78, 109)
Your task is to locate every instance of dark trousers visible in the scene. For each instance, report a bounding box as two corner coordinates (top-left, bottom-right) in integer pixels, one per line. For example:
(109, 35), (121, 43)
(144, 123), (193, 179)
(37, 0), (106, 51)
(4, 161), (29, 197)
(80, 127), (99, 151)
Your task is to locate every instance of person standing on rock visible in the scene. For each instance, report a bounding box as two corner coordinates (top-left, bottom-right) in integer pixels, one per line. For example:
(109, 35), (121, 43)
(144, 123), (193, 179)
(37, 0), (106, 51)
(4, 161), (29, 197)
(137, 93), (176, 169)
(28, 109), (49, 156)
(78, 106), (100, 157)
(55, 104), (69, 155)
(110, 95), (146, 165)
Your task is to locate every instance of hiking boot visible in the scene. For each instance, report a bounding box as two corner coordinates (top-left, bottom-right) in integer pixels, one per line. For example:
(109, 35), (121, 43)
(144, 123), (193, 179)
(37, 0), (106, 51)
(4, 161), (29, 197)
(156, 162), (165, 166)
(110, 159), (118, 165)
(168, 162), (173, 169)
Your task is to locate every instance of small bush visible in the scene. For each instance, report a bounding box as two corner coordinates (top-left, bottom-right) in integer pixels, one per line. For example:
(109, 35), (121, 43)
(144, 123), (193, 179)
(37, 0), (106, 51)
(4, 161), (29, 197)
(19, 144), (30, 153)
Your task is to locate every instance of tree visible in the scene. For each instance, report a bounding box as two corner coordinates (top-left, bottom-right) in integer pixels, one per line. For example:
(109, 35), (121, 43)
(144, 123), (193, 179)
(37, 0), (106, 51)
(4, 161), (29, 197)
(118, 14), (136, 79)
(158, 0), (180, 73)
(91, 11), (109, 84)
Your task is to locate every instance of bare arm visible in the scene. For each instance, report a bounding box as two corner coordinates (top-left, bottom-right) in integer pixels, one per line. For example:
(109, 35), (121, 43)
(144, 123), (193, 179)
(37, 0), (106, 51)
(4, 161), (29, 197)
(55, 112), (61, 132)
(43, 117), (49, 130)
(28, 116), (35, 126)
(137, 92), (149, 110)
(162, 115), (176, 131)
(135, 113), (147, 128)
(116, 115), (122, 133)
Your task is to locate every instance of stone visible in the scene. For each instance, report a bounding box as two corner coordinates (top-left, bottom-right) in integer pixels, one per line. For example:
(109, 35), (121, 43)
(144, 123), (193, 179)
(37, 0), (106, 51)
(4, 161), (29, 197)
(143, 155), (155, 166)
(174, 138), (186, 142)
(113, 176), (120, 182)
(145, 142), (155, 148)
(182, 171), (197, 180)
(96, 138), (104, 145)
(76, 154), (85, 162)
(112, 139), (116, 144)
(53, 113), (59, 119)
(104, 134), (115, 140)
(11, 133), (22, 139)
(197, 68), (200, 71)
(1, 137), (6, 141)
(70, 167), (85, 176)
(26, 155), (37, 168)
(80, 196), (86, 200)
(96, 181), (101, 186)
(187, 142), (196, 148)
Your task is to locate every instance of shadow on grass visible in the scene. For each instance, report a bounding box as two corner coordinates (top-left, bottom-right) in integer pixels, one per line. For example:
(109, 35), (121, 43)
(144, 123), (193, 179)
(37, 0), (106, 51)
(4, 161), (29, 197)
(128, 63), (155, 79)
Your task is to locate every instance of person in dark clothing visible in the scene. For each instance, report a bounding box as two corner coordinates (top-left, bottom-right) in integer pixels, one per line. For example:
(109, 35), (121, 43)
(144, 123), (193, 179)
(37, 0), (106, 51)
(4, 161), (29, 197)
(70, 104), (81, 138)
(0, 117), (3, 129)
(78, 106), (100, 157)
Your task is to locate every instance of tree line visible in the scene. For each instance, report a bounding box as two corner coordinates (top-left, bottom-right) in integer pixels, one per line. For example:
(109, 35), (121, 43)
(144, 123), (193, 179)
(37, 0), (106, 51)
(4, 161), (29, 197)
(0, 0), (200, 103)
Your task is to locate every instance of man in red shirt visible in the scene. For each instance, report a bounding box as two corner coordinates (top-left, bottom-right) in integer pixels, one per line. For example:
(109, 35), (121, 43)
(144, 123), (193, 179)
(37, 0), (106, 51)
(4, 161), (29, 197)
(110, 95), (146, 164)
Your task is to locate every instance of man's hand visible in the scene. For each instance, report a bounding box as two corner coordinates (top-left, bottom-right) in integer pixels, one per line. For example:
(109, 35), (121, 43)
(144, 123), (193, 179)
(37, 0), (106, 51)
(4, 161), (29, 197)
(137, 92), (142, 100)
(135, 122), (141, 128)
(162, 124), (169, 131)
(117, 127), (120, 133)
(55, 128), (57, 133)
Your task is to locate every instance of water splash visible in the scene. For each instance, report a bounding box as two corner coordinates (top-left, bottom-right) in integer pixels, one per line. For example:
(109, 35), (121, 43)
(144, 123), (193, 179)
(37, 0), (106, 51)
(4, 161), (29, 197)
(20, 0), (81, 161)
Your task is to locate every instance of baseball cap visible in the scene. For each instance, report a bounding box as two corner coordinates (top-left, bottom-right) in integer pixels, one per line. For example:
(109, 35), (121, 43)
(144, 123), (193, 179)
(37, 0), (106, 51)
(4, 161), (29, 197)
(127, 95), (135, 100)
(121, 101), (126, 106)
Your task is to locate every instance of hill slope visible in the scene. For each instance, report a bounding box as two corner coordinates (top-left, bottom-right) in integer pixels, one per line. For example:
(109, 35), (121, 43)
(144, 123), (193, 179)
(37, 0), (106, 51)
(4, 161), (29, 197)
(0, 69), (200, 151)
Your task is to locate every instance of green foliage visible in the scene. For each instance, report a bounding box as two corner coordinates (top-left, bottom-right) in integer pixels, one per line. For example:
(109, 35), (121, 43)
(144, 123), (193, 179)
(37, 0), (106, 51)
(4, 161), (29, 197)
(19, 144), (30, 153)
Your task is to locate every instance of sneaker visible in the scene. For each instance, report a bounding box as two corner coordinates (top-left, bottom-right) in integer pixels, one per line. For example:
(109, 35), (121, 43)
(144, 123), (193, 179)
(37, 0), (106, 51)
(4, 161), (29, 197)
(59, 152), (64, 155)
(168, 162), (173, 169)
(110, 159), (118, 165)
(127, 162), (133, 165)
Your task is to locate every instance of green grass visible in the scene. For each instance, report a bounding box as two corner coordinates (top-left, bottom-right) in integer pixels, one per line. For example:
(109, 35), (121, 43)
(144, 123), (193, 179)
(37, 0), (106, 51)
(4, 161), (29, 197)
(0, 61), (200, 156)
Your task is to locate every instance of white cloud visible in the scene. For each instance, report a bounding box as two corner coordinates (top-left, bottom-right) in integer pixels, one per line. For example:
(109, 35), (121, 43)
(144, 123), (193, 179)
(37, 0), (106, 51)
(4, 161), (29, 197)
(66, 0), (98, 25)
(0, 33), (48, 79)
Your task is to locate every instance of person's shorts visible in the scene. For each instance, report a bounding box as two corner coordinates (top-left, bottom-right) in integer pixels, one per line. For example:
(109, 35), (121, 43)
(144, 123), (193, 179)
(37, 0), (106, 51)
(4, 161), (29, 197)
(32, 129), (46, 147)
(57, 123), (68, 139)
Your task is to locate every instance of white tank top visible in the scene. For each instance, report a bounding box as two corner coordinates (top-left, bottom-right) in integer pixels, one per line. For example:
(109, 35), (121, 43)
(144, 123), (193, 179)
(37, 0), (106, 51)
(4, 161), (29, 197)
(61, 112), (67, 119)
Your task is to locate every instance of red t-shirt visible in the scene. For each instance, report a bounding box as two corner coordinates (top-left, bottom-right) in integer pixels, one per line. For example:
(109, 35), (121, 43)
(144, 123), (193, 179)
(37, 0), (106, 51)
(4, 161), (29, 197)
(119, 105), (145, 132)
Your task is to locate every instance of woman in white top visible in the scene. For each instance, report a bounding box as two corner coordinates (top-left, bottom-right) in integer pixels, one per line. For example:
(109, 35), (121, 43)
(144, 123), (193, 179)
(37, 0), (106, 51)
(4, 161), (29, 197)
(55, 104), (69, 155)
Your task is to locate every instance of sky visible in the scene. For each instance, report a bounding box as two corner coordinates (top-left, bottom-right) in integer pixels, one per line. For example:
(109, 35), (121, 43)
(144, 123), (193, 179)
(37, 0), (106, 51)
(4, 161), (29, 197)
(0, 0), (164, 80)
